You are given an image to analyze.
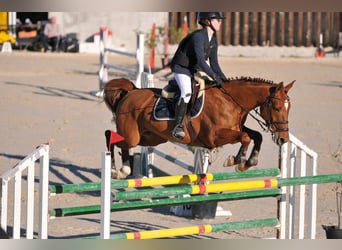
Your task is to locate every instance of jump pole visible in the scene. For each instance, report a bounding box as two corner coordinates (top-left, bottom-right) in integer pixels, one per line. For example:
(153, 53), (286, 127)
(50, 189), (281, 218)
(49, 168), (280, 194)
(113, 174), (342, 201)
(50, 173), (342, 218)
(105, 218), (279, 239)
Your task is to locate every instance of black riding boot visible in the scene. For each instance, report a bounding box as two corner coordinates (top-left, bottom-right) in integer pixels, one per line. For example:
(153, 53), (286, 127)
(172, 98), (187, 140)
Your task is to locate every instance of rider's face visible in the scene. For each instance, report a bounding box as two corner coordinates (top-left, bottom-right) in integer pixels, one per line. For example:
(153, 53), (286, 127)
(211, 18), (222, 31)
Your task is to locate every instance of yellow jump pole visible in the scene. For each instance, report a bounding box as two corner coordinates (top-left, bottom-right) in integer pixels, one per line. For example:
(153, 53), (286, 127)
(114, 178), (279, 201)
(109, 218), (279, 239)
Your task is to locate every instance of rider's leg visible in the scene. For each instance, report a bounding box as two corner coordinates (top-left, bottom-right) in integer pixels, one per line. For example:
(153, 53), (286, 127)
(172, 74), (191, 140)
(172, 98), (187, 140)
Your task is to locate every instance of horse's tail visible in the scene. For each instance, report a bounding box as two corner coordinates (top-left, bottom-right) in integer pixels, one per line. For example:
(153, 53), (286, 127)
(103, 78), (137, 119)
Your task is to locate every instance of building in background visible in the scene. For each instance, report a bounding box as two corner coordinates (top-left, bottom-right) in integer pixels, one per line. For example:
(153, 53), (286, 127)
(1, 12), (341, 54)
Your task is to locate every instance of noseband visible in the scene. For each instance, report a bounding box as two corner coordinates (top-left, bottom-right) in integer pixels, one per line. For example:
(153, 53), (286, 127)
(262, 94), (290, 133)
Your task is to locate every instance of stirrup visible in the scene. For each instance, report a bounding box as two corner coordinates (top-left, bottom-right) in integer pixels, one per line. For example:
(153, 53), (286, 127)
(172, 124), (185, 140)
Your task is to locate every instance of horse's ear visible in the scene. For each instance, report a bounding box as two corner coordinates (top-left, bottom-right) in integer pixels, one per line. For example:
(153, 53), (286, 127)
(274, 82), (284, 92)
(285, 80), (295, 93)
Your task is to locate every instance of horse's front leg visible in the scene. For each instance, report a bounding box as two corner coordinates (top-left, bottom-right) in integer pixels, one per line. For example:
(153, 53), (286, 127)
(109, 143), (116, 171)
(111, 148), (132, 179)
(243, 126), (263, 169)
(224, 145), (247, 167)
(105, 130), (132, 179)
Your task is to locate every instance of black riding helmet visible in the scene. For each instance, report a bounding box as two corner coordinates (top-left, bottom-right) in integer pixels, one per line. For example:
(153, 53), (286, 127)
(197, 12), (225, 27)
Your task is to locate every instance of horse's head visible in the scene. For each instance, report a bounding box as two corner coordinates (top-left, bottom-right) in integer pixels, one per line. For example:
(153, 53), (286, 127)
(260, 80), (295, 146)
(103, 78), (137, 120)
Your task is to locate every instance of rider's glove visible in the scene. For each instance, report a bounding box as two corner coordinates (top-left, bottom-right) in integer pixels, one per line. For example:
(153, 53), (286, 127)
(214, 77), (224, 88)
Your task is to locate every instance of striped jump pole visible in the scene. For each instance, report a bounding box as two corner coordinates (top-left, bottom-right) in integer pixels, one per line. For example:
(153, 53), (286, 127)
(50, 189), (281, 218)
(113, 178), (277, 201)
(49, 168), (280, 195)
(50, 173), (342, 218)
(113, 173), (342, 201)
(90, 218), (279, 239)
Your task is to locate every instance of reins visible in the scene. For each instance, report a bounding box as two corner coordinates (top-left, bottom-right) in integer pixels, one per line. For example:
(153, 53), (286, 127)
(217, 86), (269, 131)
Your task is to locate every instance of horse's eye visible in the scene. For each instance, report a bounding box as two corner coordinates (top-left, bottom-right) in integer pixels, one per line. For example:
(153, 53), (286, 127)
(271, 102), (281, 112)
(273, 107), (281, 112)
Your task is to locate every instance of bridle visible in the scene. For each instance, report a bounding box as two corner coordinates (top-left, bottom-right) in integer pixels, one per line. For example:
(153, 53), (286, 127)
(216, 85), (290, 134)
(259, 94), (290, 133)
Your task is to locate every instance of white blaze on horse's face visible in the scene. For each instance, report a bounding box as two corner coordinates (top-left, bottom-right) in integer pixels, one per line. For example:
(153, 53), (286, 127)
(284, 99), (289, 111)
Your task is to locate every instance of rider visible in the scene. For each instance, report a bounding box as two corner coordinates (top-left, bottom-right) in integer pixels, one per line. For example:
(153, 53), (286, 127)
(170, 12), (228, 140)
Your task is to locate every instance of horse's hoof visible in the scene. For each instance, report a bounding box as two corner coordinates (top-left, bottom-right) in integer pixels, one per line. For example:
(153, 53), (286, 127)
(111, 169), (130, 179)
(246, 158), (258, 167)
(223, 155), (236, 167)
(112, 166), (131, 179)
(235, 163), (247, 172)
(235, 164), (256, 172)
(120, 166), (131, 176)
(111, 169), (119, 179)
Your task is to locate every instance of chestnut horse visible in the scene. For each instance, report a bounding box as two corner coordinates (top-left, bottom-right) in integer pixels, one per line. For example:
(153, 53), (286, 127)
(103, 77), (294, 178)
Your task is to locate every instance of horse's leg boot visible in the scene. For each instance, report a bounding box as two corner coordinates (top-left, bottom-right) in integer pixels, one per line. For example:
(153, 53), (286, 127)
(172, 98), (187, 140)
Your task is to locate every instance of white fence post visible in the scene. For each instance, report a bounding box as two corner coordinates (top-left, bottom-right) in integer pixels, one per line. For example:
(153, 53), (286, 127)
(100, 151), (112, 239)
(0, 144), (50, 239)
(98, 28), (108, 95)
(97, 28), (145, 96)
(280, 132), (318, 239)
(279, 144), (288, 239)
(135, 34), (145, 88)
(39, 145), (50, 239)
(26, 161), (35, 239)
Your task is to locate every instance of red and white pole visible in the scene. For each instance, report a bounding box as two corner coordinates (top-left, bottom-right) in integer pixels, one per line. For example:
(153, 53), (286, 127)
(149, 22), (156, 70)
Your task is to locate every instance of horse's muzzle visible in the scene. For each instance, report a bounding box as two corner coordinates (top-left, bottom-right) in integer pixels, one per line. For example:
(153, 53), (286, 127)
(276, 137), (287, 146)
(272, 131), (289, 146)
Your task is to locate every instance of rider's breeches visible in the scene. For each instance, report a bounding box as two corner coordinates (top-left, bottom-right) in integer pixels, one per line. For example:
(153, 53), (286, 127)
(174, 73), (192, 103)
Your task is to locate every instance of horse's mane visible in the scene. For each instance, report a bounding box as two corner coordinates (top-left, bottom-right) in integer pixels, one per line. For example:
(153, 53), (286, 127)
(226, 76), (275, 85)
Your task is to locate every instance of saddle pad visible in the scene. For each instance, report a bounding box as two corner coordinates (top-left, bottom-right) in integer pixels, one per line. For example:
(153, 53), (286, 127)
(153, 94), (205, 121)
